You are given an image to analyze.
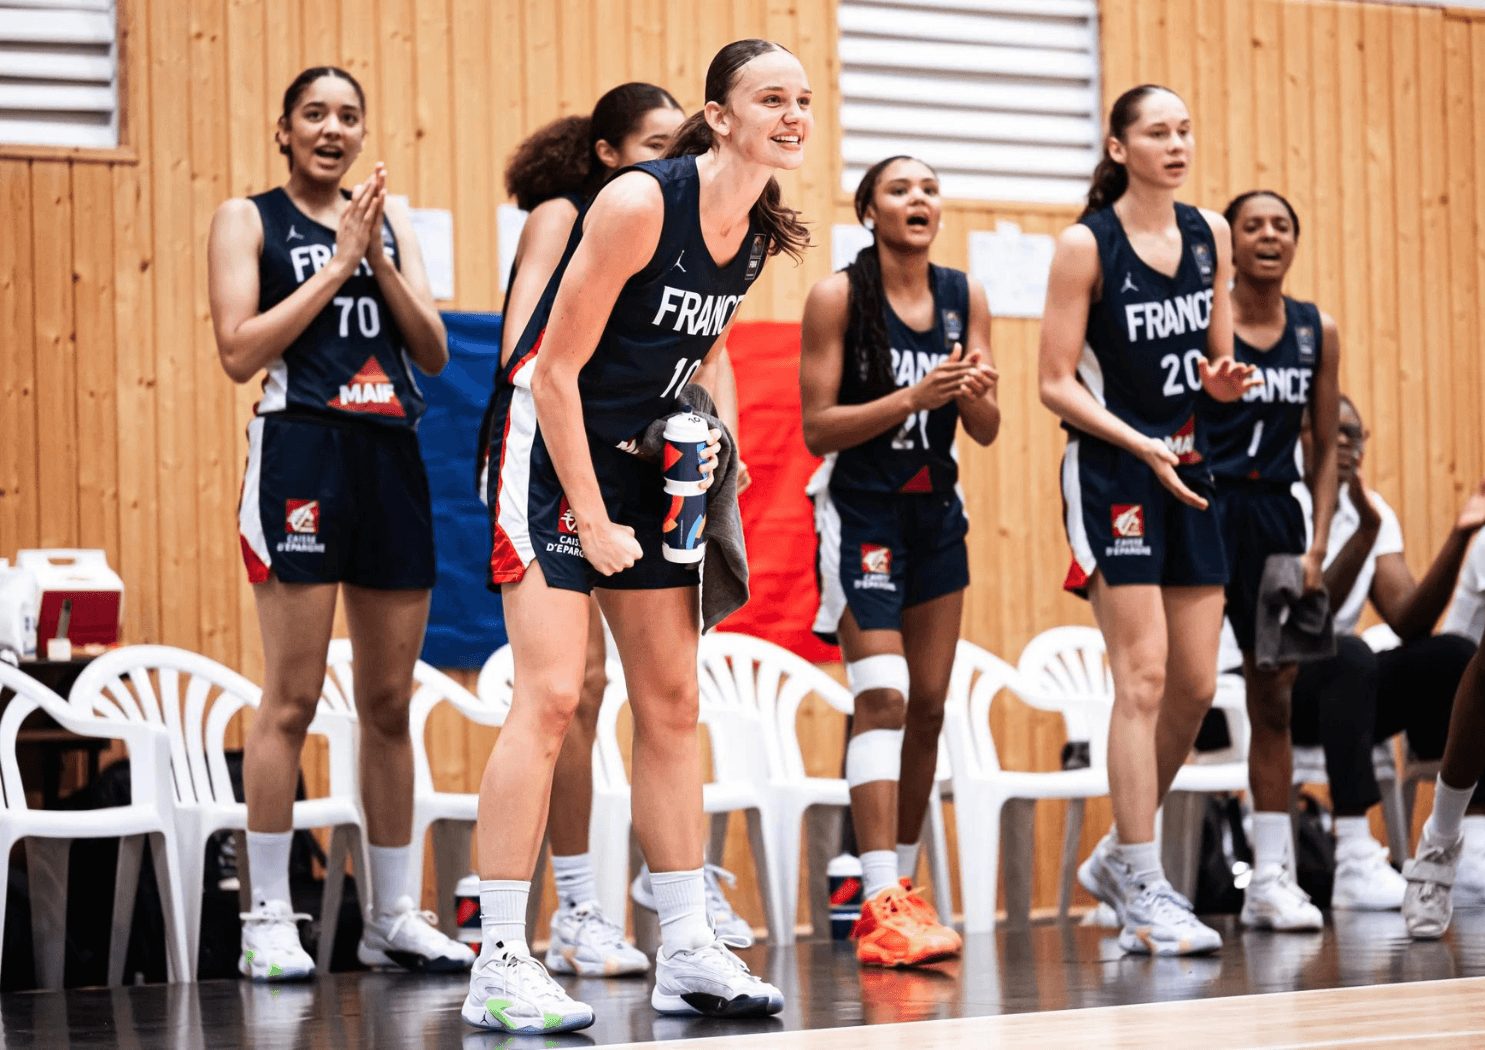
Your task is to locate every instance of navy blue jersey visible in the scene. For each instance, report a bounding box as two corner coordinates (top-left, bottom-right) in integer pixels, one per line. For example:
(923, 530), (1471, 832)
(1078, 202), (1219, 464)
(831, 264), (970, 493)
(251, 187), (425, 428)
(504, 155), (766, 446)
(1203, 297), (1321, 483)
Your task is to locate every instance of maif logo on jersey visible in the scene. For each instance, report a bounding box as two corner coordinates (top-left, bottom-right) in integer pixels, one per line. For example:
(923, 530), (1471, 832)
(1163, 416), (1204, 465)
(328, 356), (406, 417)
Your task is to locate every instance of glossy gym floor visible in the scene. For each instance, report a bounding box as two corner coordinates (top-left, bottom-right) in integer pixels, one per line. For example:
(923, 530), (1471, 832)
(5, 911), (1485, 1049)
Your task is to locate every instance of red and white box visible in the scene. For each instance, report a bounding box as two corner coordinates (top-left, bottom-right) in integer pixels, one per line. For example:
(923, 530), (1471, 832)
(16, 549), (125, 647)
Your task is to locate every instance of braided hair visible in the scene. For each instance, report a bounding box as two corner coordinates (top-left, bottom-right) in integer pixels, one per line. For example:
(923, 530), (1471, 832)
(843, 155), (933, 399)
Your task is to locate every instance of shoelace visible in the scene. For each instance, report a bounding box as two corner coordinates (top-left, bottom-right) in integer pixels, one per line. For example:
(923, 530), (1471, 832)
(495, 949), (573, 1003)
(240, 907), (313, 950)
(383, 905), (446, 947)
(570, 903), (628, 949)
(681, 934), (756, 978)
(1271, 868), (1314, 904)
(1140, 883), (1204, 926)
(703, 864), (742, 918)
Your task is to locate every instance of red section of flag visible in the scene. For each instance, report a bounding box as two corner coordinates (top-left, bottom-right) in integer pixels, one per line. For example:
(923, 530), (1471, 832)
(719, 322), (840, 662)
(900, 465), (932, 493)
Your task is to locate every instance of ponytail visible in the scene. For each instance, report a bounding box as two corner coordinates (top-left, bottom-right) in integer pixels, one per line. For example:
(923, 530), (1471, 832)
(661, 39), (811, 263)
(1081, 84), (1175, 220)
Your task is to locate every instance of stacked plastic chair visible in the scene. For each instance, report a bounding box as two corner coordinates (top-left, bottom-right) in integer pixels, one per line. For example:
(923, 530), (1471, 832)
(0, 662), (192, 986)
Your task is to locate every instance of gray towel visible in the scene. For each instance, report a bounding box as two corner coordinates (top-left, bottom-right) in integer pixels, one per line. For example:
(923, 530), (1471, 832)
(1254, 553), (1336, 671)
(636, 384), (748, 632)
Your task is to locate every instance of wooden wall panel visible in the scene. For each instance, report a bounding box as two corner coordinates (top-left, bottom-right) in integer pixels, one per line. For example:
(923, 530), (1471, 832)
(4, 0), (1484, 928)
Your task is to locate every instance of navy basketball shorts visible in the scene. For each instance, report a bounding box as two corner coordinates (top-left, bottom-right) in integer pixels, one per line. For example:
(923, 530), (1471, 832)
(1214, 479), (1310, 652)
(812, 485), (970, 643)
(484, 386), (698, 594)
(1060, 434), (1227, 596)
(238, 411), (436, 589)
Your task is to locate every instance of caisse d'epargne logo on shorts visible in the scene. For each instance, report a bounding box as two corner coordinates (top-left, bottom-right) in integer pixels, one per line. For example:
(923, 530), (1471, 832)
(1109, 504), (1152, 557)
(547, 496), (584, 558)
(279, 499), (326, 554)
(855, 544), (896, 591)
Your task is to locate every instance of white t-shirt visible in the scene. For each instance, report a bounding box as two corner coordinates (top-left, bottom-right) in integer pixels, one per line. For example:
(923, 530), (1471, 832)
(1441, 530), (1485, 643)
(1319, 486), (1405, 636)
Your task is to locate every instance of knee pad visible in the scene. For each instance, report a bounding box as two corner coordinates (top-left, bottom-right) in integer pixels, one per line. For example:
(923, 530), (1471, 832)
(846, 728), (904, 788)
(846, 654), (910, 699)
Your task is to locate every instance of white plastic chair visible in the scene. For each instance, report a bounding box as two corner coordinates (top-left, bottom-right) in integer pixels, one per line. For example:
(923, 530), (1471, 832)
(69, 646), (369, 976)
(946, 641), (1110, 933)
(696, 632), (955, 944)
(330, 639), (510, 933)
(0, 662), (192, 987)
(1016, 626), (1251, 904)
(588, 639), (787, 941)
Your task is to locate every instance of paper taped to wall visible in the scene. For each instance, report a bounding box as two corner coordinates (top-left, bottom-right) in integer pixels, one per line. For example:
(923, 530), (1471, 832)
(968, 221), (1056, 319)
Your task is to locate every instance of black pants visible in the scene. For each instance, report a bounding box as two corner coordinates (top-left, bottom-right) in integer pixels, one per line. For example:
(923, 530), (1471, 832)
(1290, 632), (1479, 812)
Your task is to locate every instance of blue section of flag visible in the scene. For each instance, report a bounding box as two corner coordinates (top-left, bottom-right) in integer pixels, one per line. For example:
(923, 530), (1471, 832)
(417, 311), (506, 668)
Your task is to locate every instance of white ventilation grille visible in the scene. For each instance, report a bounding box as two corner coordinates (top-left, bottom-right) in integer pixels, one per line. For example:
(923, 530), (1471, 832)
(838, 0), (1101, 205)
(0, 0), (118, 150)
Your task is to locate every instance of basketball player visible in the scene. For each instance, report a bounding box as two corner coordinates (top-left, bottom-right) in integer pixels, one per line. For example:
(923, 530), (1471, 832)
(1204, 191), (1340, 931)
(1039, 84), (1259, 955)
(465, 40), (811, 1032)
(799, 155), (999, 967)
(208, 67), (473, 979)
(488, 84), (757, 967)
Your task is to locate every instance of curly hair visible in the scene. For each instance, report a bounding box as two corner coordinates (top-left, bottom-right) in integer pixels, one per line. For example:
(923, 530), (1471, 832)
(504, 83), (681, 211)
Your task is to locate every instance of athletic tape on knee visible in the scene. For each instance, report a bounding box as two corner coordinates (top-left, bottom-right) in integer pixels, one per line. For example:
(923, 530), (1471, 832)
(845, 654), (910, 699)
(846, 728), (904, 788)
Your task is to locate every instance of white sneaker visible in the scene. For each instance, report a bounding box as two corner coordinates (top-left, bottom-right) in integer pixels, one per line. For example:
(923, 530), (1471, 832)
(461, 941), (595, 1034)
(1332, 836), (1407, 910)
(1453, 829), (1485, 907)
(631, 864), (755, 948)
(651, 935), (784, 1017)
(358, 896), (476, 973)
(239, 900), (315, 982)
(1077, 832), (1136, 925)
(1241, 865), (1323, 931)
(1118, 880), (1223, 956)
(545, 900), (649, 977)
(1403, 830), (1464, 940)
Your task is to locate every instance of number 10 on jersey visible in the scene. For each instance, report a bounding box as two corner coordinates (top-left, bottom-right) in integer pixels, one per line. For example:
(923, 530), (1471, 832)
(662, 357), (703, 399)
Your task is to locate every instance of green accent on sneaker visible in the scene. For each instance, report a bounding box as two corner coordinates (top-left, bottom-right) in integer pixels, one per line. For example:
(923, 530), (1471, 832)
(543, 1013), (562, 1030)
(245, 950), (255, 964)
(487, 999), (515, 1028)
(269, 963), (283, 977)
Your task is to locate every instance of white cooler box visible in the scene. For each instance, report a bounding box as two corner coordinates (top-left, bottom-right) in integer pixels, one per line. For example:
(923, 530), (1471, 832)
(16, 549), (125, 646)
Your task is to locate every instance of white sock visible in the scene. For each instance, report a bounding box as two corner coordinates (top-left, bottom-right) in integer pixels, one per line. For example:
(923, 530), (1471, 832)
(551, 852), (598, 909)
(1251, 811), (1292, 873)
(861, 850), (898, 900)
(895, 841), (920, 882)
(479, 879), (530, 956)
(246, 830), (293, 909)
(1334, 815), (1372, 848)
(1426, 776), (1477, 844)
(650, 868), (712, 953)
(1114, 840), (1163, 892)
(368, 843), (413, 918)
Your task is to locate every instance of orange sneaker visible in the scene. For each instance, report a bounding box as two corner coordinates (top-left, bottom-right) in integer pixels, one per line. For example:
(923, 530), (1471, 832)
(896, 878), (964, 951)
(851, 885), (960, 967)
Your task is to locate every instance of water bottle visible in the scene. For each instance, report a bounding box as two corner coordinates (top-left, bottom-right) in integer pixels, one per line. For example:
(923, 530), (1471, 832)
(662, 409), (709, 565)
(454, 872), (481, 952)
(827, 853), (864, 939)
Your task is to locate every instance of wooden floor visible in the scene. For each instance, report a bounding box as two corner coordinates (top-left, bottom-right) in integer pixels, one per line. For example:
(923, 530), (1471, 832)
(625, 978), (1485, 1050)
(8, 911), (1485, 1048)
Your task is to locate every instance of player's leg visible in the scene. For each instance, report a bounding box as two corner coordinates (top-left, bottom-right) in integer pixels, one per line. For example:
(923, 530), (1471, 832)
(599, 585), (783, 1017)
(543, 596), (647, 977)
